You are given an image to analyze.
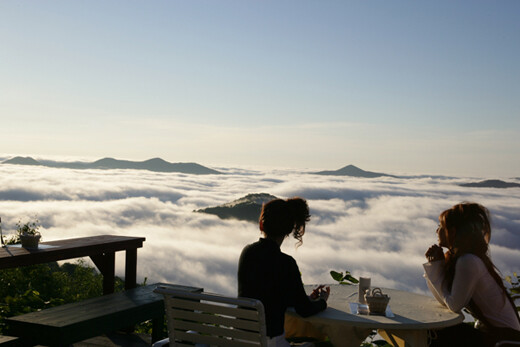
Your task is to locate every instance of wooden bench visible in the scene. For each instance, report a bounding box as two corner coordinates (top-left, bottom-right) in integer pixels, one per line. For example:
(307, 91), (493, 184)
(5, 283), (202, 346)
(0, 336), (19, 347)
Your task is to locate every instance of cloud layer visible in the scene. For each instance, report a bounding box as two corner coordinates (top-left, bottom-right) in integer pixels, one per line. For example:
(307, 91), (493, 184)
(1, 164), (519, 296)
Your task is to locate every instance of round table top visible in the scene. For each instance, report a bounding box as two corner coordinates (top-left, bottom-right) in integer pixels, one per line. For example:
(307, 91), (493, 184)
(289, 284), (463, 330)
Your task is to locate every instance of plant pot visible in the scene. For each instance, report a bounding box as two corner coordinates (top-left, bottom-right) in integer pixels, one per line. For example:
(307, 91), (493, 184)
(20, 233), (41, 249)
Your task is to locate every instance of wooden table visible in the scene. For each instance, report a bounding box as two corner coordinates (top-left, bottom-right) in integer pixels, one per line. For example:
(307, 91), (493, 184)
(286, 284), (463, 347)
(0, 235), (145, 294)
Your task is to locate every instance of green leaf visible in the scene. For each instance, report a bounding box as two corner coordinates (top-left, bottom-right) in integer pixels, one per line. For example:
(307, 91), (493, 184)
(344, 274), (359, 284)
(330, 270), (344, 282)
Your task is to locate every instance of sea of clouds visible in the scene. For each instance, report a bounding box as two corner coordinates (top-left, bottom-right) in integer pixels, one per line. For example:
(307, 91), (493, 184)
(0, 163), (519, 297)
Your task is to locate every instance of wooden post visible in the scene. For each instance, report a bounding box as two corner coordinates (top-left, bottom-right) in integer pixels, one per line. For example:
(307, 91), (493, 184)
(125, 248), (138, 290)
(90, 252), (115, 294)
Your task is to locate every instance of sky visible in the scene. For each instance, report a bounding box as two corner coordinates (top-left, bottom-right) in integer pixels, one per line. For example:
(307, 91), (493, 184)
(1, 164), (519, 296)
(1, 1), (519, 177)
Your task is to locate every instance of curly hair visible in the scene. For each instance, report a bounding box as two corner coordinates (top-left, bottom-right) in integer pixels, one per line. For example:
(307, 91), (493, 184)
(259, 197), (310, 246)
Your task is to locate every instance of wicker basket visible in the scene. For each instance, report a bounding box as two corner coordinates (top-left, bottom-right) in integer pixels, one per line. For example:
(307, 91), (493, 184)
(364, 287), (390, 315)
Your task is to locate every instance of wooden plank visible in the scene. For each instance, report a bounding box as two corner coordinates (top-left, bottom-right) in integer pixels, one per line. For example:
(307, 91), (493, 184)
(0, 235), (145, 269)
(174, 330), (260, 347)
(7, 285), (163, 344)
(168, 298), (260, 320)
(10, 286), (161, 325)
(0, 335), (19, 347)
(169, 309), (261, 331)
(173, 320), (262, 342)
(6, 283), (201, 346)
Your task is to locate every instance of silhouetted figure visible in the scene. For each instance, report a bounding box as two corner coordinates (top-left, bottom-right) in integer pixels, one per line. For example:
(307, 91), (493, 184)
(424, 202), (520, 346)
(238, 197), (329, 347)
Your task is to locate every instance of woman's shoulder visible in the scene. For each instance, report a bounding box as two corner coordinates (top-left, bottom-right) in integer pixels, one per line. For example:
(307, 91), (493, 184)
(457, 253), (486, 270)
(240, 239), (259, 251)
(279, 251), (298, 267)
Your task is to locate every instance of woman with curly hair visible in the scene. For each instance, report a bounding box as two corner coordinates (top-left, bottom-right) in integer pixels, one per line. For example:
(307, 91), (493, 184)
(424, 202), (520, 346)
(238, 197), (329, 347)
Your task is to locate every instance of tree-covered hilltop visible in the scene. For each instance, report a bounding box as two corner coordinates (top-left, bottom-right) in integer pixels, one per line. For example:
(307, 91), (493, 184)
(195, 193), (278, 222)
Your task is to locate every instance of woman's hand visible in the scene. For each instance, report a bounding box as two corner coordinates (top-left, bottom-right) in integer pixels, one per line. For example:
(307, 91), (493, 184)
(309, 285), (323, 300)
(319, 286), (330, 301)
(310, 285), (330, 301)
(425, 244), (445, 262)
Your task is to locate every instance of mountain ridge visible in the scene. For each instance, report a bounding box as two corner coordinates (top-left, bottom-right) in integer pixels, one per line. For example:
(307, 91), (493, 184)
(3, 157), (517, 183)
(459, 179), (520, 188)
(2, 156), (222, 175)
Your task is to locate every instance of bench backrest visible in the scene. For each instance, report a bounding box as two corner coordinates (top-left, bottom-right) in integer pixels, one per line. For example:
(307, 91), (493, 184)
(154, 287), (268, 347)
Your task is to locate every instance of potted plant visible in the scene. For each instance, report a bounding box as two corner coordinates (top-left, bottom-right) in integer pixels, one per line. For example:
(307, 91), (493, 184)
(16, 218), (42, 249)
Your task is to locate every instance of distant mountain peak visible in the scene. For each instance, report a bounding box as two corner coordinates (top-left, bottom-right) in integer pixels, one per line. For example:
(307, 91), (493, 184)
(93, 157), (117, 163)
(313, 164), (393, 178)
(2, 156), (42, 166)
(143, 157), (168, 164)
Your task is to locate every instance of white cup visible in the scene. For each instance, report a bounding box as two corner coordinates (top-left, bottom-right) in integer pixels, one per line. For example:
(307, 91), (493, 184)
(358, 277), (371, 304)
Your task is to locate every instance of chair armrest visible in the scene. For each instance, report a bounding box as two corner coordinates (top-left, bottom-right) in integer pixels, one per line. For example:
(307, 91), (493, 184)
(495, 341), (520, 347)
(152, 338), (169, 347)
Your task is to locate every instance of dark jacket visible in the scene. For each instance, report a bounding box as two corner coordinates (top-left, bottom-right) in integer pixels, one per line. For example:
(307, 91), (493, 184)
(238, 238), (327, 337)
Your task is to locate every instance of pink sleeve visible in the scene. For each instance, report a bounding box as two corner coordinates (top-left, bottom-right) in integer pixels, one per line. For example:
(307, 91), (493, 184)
(424, 255), (484, 312)
(423, 260), (447, 306)
(444, 255), (483, 311)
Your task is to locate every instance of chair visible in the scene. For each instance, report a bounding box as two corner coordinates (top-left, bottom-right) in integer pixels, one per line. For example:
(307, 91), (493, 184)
(494, 294), (520, 347)
(153, 286), (268, 347)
